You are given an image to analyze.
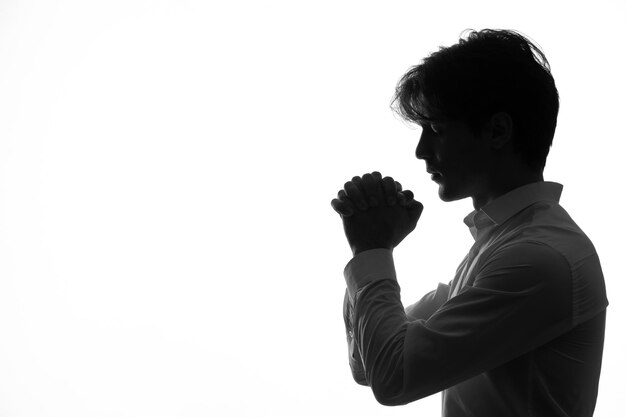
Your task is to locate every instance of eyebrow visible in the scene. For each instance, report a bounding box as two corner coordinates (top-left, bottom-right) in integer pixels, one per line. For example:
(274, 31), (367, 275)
(416, 117), (447, 127)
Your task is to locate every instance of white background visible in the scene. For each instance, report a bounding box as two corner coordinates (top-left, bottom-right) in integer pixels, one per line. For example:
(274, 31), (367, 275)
(0, 1), (624, 416)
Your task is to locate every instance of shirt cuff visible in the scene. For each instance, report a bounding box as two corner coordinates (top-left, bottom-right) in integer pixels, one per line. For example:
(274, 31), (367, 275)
(344, 248), (397, 301)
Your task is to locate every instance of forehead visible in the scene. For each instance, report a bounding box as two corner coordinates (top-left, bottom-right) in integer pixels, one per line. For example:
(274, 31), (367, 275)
(416, 92), (433, 119)
(415, 92), (448, 125)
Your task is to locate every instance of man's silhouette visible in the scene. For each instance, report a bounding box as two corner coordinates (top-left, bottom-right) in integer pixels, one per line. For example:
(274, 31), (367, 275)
(331, 29), (608, 417)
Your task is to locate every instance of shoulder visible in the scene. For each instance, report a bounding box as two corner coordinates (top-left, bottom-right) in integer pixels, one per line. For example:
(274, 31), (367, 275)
(475, 241), (571, 293)
(475, 239), (607, 324)
(509, 201), (598, 262)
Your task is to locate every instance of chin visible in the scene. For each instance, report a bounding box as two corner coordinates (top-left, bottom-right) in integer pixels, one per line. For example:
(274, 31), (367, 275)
(437, 184), (469, 202)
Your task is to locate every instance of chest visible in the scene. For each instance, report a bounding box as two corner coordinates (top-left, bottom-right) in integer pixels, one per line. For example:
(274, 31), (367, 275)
(449, 232), (508, 298)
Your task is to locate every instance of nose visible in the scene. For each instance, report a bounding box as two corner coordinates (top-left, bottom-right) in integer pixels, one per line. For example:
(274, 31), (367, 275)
(415, 129), (432, 160)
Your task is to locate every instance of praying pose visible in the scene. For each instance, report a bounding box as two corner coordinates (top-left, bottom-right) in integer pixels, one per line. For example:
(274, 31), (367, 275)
(331, 29), (608, 417)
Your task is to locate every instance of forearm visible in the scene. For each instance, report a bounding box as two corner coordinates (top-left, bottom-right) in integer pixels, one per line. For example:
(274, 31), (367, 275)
(343, 249), (418, 405)
(344, 249), (449, 405)
(352, 279), (458, 405)
(353, 279), (411, 405)
(343, 289), (367, 385)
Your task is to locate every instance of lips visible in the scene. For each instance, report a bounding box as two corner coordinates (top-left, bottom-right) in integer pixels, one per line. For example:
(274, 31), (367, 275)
(426, 167), (442, 183)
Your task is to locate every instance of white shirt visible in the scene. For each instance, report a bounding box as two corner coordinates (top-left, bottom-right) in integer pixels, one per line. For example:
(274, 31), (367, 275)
(343, 181), (608, 416)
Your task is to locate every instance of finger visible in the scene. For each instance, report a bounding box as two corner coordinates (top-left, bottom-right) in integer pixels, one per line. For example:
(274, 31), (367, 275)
(361, 173), (384, 208)
(402, 189), (414, 201)
(397, 191), (407, 206)
(351, 176), (364, 192)
(407, 199), (424, 214)
(398, 189), (413, 207)
(401, 190), (414, 207)
(395, 181), (403, 192)
(344, 181), (368, 211)
(400, 190), (423, 217)
(382, 176), (397, 206)
(350, 176), (367, 207)
(337, 189), (356, 214)
(331, 198), (354, 217)
(371, 171), (388, 206)
(406, 199), (424, 221)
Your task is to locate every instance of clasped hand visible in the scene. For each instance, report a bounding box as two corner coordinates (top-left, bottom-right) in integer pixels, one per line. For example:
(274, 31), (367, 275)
(331, 171), (423, 256)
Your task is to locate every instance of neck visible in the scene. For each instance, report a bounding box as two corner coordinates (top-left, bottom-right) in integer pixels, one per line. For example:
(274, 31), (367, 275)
(471, 168), (544, 210)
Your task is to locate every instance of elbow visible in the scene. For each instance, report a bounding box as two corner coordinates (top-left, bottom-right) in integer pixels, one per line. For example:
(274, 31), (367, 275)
(371, 380), (434, 406)
(370, 379), (410, 407)
(367, 347), (410, 405)
(369, 369), (430, 406)
(354, 376), (368, 386)
(372, 385), (405, 407)
(350, 365), (368, 386)
(373, 394), (397, 407)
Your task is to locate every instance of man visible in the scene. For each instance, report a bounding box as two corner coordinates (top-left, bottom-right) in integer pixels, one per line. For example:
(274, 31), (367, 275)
(330, 29), (608, 416)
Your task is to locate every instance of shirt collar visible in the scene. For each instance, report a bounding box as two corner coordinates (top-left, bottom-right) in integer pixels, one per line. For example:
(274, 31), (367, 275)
(463, 181), (563, 241)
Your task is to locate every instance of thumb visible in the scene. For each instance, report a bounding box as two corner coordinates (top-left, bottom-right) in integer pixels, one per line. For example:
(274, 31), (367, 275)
(406, 199), (424, 219)
(407, 199), (423, 212)
(398, 190), (414, 206)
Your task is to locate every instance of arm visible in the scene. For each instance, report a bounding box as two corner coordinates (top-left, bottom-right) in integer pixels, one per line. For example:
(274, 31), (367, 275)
(344, 289), (367, 385)
(345, 281), (451, 386)
(331, 171), (427, 388)
(346, 243), (576, 406)
(404, 282), (451, 321)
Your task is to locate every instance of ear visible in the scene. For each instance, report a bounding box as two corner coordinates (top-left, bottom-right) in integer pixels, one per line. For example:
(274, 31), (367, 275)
(487, 112), (513, 149)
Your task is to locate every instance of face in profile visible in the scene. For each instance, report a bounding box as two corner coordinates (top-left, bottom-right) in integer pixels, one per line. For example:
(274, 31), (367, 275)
(415, 119), (494, 203)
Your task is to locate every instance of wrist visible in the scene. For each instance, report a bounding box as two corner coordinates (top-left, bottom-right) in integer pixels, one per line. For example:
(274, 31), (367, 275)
(351, 244), (391, 257)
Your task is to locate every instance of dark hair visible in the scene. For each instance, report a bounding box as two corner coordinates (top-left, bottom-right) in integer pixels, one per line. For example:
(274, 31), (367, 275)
(391, 29), (559, 170)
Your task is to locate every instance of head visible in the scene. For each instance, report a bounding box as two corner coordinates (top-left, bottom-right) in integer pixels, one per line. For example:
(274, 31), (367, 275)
(391, 29), (559, 205)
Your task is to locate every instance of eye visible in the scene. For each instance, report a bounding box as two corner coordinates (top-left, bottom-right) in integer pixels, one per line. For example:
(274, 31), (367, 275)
(430, 123), (442, 134)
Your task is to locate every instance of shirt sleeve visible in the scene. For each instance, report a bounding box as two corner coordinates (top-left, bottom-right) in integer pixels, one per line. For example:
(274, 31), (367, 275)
(404, 282), (451, 321)
(342, 249), (397, 386)
(344, 242), (576, 406)
(345, 281), (450, 385)
(343, 289), (367, 385)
